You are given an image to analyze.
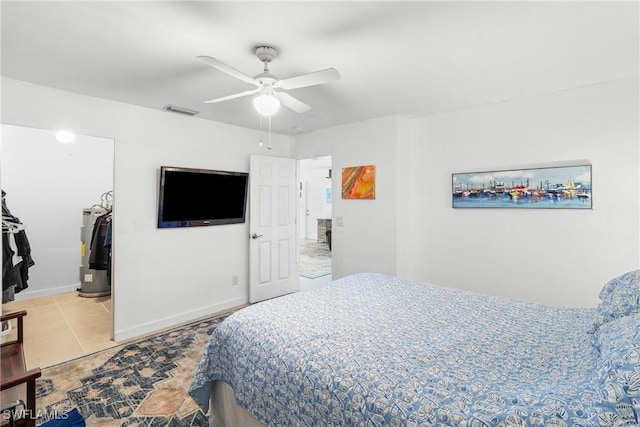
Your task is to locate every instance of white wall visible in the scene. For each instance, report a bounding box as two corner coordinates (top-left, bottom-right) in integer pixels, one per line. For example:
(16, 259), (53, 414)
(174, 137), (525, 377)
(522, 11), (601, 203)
(294, 116), (400, 278)
(1, 77), (293, 340)
(407, 78), (639, 307)
(1, 124), (113, 298)
(293, 79), (639, 308)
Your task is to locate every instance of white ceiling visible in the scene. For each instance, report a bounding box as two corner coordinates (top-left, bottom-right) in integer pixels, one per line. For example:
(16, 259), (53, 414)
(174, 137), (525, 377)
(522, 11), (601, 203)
(1, 1), (638, 135)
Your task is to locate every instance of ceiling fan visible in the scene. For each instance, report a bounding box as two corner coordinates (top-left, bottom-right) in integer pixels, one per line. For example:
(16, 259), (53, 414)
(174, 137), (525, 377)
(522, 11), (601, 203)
(197, 46), (340, 116)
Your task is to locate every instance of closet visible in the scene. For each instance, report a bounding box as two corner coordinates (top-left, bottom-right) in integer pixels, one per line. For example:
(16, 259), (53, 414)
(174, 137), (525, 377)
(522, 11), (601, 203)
(1, 125), (115, 366)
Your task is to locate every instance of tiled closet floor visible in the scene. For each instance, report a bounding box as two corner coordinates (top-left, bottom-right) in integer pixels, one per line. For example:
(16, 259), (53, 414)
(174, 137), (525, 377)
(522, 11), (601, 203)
(2, 292), (115, 369)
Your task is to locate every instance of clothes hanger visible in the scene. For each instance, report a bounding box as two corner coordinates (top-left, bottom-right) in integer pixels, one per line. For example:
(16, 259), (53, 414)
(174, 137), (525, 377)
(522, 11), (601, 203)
(1, 190), (24, 233)
(2, 217), (25, 233)
(100, 190), (114, 211)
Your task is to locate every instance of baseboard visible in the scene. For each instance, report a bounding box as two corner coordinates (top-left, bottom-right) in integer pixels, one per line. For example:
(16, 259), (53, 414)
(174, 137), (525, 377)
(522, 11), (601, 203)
(11, 283), (80, 301)
(113, 296), (247, 342)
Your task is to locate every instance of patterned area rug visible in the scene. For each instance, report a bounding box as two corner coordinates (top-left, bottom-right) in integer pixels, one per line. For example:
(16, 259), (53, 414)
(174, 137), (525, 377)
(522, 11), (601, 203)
(299, 239), (331, 279)
(35, 313), (231, 426)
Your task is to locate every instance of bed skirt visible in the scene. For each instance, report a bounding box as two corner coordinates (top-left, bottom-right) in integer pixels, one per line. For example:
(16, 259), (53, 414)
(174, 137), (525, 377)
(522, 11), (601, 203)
(209, 381), (264, 427)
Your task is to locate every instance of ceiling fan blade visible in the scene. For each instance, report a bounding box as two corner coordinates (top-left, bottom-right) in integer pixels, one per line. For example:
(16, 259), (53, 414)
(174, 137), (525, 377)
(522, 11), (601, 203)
(278, 68), (340, 90)
(274, 92), (311, 113)
(204, 88), (260, 104)
(197, 55), (256, 86)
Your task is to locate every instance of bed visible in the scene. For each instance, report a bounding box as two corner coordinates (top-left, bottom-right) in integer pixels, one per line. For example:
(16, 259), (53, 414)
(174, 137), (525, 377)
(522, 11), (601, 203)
(189, 271), (640, 426)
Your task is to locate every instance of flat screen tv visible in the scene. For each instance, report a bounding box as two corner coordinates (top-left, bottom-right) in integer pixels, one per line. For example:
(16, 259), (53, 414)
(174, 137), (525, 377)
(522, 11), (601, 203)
(158, 166), (249, 228)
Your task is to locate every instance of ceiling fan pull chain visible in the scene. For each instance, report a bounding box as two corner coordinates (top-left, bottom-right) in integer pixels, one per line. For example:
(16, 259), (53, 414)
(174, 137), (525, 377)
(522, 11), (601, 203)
(267, 116), (272, 150)
(259, 115), (264, 147)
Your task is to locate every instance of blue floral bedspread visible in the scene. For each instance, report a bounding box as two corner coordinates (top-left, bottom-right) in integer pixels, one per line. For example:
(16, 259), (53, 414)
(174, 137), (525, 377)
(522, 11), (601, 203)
(189, 272), (620, 426)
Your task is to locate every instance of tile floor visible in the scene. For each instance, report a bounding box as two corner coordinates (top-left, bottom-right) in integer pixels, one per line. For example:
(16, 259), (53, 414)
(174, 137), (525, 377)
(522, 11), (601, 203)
(2, 292), (115, 369)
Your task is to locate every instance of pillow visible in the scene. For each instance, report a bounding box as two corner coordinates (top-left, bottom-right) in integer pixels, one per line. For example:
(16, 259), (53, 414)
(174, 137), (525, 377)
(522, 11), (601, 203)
(595, 270), (640, 331)
(599, 270), (640, 301)
(596, 313), (640, 356)
(594, 314), (640, 423)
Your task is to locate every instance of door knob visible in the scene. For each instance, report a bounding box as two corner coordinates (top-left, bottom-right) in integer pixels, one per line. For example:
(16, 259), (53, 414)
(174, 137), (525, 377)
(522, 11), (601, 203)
(250, 233), (263, 239)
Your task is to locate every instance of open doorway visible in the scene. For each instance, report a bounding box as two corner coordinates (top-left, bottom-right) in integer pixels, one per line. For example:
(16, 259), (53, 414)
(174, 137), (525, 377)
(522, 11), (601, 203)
(1, 124), (115, 369)
(298, 156), (332, 290)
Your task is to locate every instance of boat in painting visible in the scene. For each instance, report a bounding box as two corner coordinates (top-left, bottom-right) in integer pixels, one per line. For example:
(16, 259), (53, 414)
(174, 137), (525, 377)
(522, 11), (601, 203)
(452, 165), (592, 209)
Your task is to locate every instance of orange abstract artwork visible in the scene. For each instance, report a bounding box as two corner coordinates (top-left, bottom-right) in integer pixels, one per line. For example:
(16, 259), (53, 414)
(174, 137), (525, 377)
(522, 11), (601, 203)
(341, 165), (376, 199)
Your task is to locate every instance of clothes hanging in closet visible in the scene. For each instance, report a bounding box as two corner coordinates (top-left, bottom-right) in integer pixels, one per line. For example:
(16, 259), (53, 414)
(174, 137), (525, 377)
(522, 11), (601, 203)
(89, 211), (112, 271)
(2, 190), (35, 303)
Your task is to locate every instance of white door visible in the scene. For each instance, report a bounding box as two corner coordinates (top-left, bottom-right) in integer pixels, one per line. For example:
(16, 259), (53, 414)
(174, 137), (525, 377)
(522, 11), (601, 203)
(249, 154), (298, 303)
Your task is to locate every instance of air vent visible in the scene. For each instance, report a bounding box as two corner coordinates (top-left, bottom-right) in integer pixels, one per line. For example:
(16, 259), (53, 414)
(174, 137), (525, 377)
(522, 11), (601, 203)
(162, 105), (199, 116)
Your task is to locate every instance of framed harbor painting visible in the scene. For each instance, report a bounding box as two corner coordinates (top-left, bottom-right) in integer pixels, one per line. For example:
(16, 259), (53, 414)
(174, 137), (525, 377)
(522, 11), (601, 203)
(452, 164), (592, 209)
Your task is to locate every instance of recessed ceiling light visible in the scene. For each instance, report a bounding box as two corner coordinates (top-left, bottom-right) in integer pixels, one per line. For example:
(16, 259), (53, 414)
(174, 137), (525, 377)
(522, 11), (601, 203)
(55, 130), (75, 143)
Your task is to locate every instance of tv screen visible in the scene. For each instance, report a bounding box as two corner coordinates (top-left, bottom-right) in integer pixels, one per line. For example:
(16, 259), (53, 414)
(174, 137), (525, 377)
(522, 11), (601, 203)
(158, 166), (249, 228)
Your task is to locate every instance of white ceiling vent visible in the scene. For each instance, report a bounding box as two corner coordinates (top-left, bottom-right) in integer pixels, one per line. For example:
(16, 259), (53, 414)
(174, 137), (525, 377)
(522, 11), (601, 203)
(162, 105), (199, 116)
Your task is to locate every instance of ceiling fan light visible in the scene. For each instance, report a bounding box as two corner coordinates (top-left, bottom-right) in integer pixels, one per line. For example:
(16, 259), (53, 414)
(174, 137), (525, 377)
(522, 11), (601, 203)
(253, 94), (280, 116)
